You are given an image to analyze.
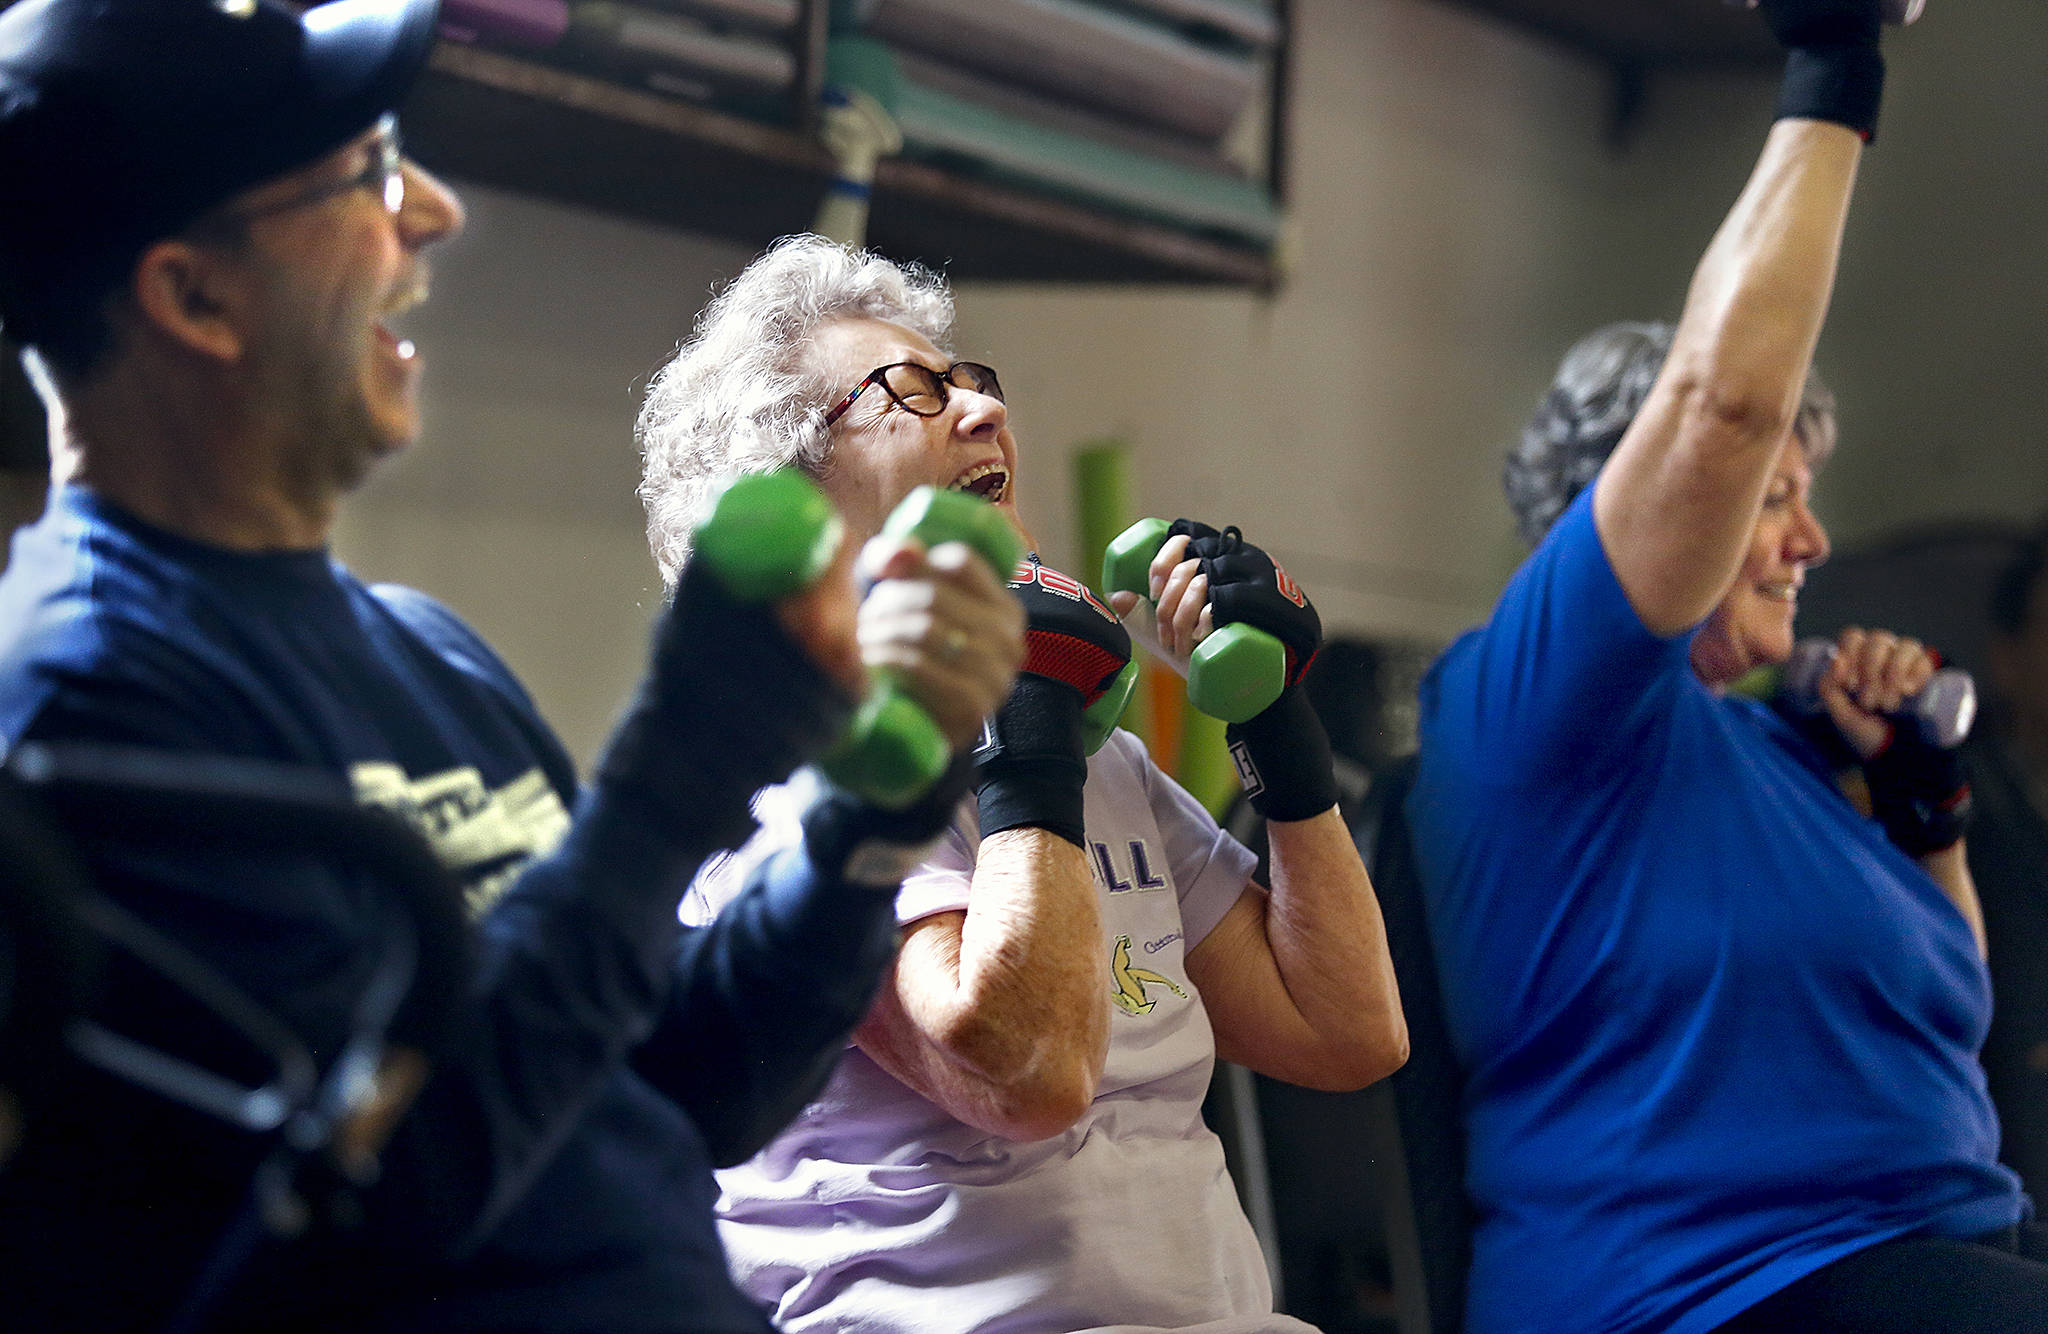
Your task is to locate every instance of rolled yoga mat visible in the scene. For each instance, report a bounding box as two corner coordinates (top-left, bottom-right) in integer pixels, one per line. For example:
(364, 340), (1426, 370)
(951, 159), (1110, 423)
(844, 0), (1259, 144)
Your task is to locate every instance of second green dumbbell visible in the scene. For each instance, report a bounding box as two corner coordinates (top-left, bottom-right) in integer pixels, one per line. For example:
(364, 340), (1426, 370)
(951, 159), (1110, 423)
(823, 485), (1023, 807)
(693, 468), (845, 603)
(694, 473), (1021, 809)
(1102, 517), (1285, 725)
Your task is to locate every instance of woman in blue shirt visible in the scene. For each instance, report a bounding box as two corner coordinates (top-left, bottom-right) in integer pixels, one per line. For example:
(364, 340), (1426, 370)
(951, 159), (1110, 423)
(1406, 1), (2047, 1330)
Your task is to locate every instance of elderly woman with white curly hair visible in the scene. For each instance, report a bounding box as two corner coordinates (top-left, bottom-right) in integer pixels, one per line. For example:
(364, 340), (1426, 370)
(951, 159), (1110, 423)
(1405, 2), (2047, 1331)
(635, 234), (1407, 1334)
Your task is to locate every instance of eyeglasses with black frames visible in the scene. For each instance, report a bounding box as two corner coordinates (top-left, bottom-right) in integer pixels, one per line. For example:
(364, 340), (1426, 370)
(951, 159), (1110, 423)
(220, 114), (406, 224)
(823, 360), (1005, 427)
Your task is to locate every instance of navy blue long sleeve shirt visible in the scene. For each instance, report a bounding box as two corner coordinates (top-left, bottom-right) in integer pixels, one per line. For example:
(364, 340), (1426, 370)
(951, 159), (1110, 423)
(0, 486), (897, 1332)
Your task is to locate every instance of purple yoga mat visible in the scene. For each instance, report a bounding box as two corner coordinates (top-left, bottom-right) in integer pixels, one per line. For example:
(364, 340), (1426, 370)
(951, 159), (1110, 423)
(440, 0), (572, 49)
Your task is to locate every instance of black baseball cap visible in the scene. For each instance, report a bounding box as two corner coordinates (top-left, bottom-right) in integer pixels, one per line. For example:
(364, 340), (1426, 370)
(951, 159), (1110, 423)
(0, 0), (441, 345)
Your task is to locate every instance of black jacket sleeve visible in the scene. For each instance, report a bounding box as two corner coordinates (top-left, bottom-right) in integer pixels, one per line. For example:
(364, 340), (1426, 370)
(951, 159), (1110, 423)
(13, 575), (856, 1263)
(631, 841), (902, 1168)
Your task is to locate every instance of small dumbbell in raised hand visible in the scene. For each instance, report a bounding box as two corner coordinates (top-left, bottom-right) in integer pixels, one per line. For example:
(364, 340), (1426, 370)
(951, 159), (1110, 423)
(1105, 518), (1337, 822)
(1779, 637), (1975, 751)
(696, 472), (1020, 808)
(843, 486), (1021, 806)
(1103, 518), (1292, 724)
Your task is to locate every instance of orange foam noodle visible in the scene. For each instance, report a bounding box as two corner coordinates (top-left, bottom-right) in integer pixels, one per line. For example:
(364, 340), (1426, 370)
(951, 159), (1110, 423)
(1146, 660), (1185, 776)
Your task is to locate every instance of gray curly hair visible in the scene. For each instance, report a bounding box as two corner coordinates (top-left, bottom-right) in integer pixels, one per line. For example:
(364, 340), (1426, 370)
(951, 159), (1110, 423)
(636, 235), (955, 585)
(1504, 321), (1839, 547)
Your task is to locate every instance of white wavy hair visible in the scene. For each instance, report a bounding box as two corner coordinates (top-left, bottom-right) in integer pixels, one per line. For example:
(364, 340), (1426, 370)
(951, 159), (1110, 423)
(637, 235), (955, 585)
(1504, 320), (1839, 547)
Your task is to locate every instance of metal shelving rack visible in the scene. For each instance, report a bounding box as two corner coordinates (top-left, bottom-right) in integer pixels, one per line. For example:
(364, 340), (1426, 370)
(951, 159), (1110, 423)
(404, 0), (1291, 286)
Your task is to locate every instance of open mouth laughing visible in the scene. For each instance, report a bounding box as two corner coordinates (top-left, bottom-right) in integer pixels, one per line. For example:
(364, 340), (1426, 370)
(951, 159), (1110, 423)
(376, 273), (429, 362)
(950, 461), (1010, 505)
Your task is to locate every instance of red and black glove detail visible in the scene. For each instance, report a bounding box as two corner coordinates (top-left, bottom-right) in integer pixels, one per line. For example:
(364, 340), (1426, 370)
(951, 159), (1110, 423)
(1167, 520), (1322, 687)
(1864, 730), (1973, 857)
(972, 558), (1130, 847)
(1011, 556), (1132, 707)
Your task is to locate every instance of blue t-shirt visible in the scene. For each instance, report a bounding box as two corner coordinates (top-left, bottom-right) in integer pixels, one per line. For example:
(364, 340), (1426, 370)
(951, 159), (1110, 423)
(0, 486), (885, 1333)
(1406, 488), (2024, 1334)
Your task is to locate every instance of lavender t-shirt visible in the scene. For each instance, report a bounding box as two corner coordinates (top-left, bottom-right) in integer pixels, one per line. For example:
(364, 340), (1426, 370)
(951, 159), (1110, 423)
(686, 730), (1312, 1334)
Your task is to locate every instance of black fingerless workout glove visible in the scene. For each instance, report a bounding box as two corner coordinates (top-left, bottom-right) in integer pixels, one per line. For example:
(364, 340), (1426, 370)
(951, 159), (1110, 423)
(973, 557), (1129, 847)
(593, 555), (857, 852)
(1760, 0), (1886, 142)
(1170, 521), (1339, 823)
(1864, 730), (1974, 857)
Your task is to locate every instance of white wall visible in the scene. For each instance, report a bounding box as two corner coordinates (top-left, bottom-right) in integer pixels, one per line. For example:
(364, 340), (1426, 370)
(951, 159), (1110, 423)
(337, 203), (752, 764)
(336, 0), (2048, 765)
(1798, 0), (2048, 539)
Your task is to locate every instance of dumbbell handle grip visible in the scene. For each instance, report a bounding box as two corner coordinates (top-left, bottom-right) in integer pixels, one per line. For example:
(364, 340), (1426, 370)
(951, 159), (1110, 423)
(1100, 518), (1287, 725)
(820, 487), (1023, 808)
(696, 474), (1019, 809)
(1780, 638), (1976, 751)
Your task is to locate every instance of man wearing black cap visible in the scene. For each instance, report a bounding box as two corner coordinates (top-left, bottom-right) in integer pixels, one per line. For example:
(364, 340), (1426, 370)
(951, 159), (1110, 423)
(0, 1), (1020, 1330)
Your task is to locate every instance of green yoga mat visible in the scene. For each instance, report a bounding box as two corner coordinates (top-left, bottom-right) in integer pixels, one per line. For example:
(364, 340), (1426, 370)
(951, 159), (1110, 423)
(1072, 440), (1239, 818)
(827, 36), (1280, 247)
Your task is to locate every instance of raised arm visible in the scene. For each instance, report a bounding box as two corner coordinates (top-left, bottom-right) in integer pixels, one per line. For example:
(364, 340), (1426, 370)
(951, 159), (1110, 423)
(637, 537), (1025, 1164)
(1593, 120), (1860, 635)
(1118, 522), (1407, 1090)
(853, 826), (1109, 1141)
(851, 561), (1129, 1141)
(1595, 0), (1891, 633)
(1190, 811), (1407, 1091)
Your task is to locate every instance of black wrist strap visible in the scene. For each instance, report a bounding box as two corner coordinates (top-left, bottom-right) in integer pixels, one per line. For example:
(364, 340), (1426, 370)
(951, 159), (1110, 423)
(1777, 44), (1885, 142)
(974, 674), (1087, 847)
(804, 754), (974, 889)
(1226, 686), (1339, 823)
(1864, 736), (1973, 857)
(593, 561), (854, 848)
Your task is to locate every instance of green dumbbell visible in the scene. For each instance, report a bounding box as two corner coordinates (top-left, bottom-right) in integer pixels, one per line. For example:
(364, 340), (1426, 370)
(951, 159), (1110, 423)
(824, 485), (1023, 807)
(695, 474), (1020, 808)
(1102, 517), (1286, 725)
(693, 468), (845, 602)
(1083, 659), (1140, 754)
